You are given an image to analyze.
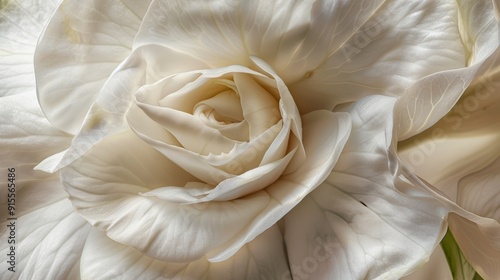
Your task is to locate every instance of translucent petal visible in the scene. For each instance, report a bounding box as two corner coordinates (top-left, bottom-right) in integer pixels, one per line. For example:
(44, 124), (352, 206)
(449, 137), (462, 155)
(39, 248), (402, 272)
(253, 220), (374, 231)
(0, 92), (71, 169)
(284, 96), (448, 279)
(35, 0), (153, 134)
(35, 44), (207, 173)
(80, 226), (289, 280)
(0, 0), (61, 97)
(61, 109), (350, 263)
(0, 199), (91, 279)
(396, 0), (500, 139)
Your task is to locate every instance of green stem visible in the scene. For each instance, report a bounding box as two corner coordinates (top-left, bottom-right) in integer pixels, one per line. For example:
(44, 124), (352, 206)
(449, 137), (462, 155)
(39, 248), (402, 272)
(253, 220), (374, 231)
(440, 229), (483, 280)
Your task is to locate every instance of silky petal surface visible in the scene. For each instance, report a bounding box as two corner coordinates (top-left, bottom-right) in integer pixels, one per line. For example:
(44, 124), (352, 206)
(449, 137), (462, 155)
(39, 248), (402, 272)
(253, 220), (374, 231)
(400, 246), (453, 280)
(0, 92), (71, 226)
(441, 157), (500, 279)
(134, 0), (494, 116)
(35, 44), (208, 173)
(289, 0), (468, 112)
(34, 0), (152, 134)
(398, 51), (500, 279)
(396, 0), (500, 139)
(0, 0), (61, 97)
(80, 226), (289, 280)
(284, 96), (448, 279)
(0, 93), (71, 169)
(61, 109), (350, 263)
(399, 48), (500, 199)
(403, 171), (500, 280)
(0, 198), (91, 280)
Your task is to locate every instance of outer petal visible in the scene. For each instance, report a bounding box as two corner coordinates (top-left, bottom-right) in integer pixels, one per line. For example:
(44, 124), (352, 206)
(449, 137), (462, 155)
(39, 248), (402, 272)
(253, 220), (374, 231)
(441, 156), (500, 279)
(135, 0), (493, 116)
(0, 93), (91, 279)
(403, 171), (500, 280)
(398, 49), (500, 279)
(61, 109), (351, 263)
(0, 93), (71, 169)
(400, 246), (452, 280)
(34, 0), (153, 134)
(396, 0), (500, 139)
(0, 92), (70, 220)
(35, 44), (208, 172)
(399, 48), (500, 199)
(284, 96), (448, 279)
(0, 199), (91, 279)
(289, 0), (468, 113)
(80, 226), (289, 280)
(0, 0), (61, 97)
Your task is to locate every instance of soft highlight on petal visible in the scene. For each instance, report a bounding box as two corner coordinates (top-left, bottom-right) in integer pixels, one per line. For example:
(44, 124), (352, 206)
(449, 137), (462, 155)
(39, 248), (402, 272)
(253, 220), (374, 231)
(35, 0), (153, 134)
(284, 96), (448, 279)
(0, 0), (61, 97)
(80, 226), (290, 280)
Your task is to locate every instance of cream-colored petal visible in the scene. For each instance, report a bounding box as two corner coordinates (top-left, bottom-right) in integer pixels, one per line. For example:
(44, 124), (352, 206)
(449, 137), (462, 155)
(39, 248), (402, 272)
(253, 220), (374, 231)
(0, 0), (61, 97)
(0, 199), (91, 279)
(35, 44), (208, 173)
(284, 96), (448, 279)
(62, 110), (350, 263)
(80, 226), (289, 280)
(35, 0), (152, 134)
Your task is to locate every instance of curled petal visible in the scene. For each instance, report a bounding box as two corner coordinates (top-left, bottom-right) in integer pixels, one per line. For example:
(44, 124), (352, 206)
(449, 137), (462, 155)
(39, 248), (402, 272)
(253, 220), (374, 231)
(61, 109), (350, 263)
(284, 96), (448, 279)
(35, 44), (208, 173)
(35, 0), (153, 134)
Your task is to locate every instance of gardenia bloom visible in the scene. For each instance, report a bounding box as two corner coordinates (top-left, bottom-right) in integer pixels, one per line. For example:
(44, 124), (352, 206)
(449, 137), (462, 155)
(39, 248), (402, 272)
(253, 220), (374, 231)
(1, 0), (499, 279)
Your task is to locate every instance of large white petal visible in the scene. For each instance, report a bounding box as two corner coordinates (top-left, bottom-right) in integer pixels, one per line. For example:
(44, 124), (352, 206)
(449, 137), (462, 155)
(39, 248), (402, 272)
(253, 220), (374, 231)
(289, 0), (470, 113)
(398, 48), (500, 199)
(0, 198), (91, 279)
(396, 0), (500, 139)
(133, 0), (382, 82)
(0, 0), (61, 97)
(398, 50), (500, 279)
(0, 92), (90, 279)
(284, 96), (448, 279)
(442, 157), (500, 279)
(403, 170), (500, 280)
(400, 246), (452, 280)
(0, 91), (69, 226)
(34, 0), (152, 134)
(135, 0), (494, 116)
(80, 226), (289, 280)
(0, 93), (70, 169)
(61, 109), (350, 263)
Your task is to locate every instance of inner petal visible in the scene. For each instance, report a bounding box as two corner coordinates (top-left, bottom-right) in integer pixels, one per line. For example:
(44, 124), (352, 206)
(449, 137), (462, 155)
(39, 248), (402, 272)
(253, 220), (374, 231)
(194, 89), (244, 126)
(233, 73), (281, 140)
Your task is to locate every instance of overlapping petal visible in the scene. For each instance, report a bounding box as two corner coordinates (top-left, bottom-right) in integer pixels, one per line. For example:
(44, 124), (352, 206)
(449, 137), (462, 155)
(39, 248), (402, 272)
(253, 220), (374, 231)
(0, 0), (61, 97)
(35, 44), (208, 173)
(0, 93), (90, 279)
(284, 96), (448, 279)
(61, 108), (351, 263)
(35, 0), (153, 134)
(0, 199), (91, 279)
(0, 92), (71, 220)
(396, 0), (500, 139)
(80, 226), (289, 280)
(398, 48), (500, 278)
(134, 0), (497, 117)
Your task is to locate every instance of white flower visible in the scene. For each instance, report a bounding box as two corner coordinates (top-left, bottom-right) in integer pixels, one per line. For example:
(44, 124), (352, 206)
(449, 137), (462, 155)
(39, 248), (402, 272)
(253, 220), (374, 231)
(1, 0), (499, 279)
